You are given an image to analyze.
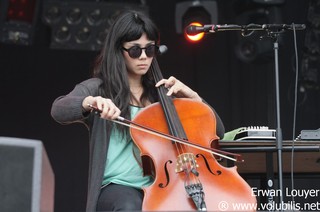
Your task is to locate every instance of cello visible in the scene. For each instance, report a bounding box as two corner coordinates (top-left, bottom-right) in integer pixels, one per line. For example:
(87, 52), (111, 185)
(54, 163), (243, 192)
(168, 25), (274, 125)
(129, 58), (257, 211)
(89, 56), (257, 210)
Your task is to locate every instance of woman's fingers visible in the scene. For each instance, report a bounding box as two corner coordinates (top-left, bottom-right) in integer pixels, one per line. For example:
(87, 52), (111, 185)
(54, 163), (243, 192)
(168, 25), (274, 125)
(86, 96), (121, 120)
(155, 76), (177, 88)
(155, 76), (201, 101)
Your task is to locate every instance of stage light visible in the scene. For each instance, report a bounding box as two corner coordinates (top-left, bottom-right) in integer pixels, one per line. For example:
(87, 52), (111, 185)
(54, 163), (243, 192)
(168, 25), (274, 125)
(6, 0), (37, 23)
(175, 0), (218, 36)
(185, 22), (204, 42)
(87, 9), (103, 26)
(234, 6), (282, 63)
(66, 7), (82, 25)
(75, 26), (90, 43)
(234, 30), (274, 63)
(43, 5), (61, 24)
(42, 1), (148, 51)
(232, 0), (285, 63)
(0, 0), (40, 45)
(53, 25), (70, 43)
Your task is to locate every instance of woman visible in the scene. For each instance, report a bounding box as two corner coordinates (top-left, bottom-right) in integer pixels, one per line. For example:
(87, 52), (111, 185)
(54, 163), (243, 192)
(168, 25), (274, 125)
(51, 10), (225, 211)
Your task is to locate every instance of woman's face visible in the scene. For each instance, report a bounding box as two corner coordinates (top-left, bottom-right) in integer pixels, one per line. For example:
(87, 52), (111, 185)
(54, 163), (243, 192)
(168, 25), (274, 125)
(122, 33), (155, 79)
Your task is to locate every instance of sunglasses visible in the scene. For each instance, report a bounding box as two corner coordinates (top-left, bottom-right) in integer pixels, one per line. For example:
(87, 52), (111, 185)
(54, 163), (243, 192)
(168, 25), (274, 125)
(122, 45), (158, 59)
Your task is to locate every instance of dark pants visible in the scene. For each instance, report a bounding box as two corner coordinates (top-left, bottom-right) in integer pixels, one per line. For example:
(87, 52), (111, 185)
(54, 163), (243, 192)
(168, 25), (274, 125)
(96, 183), (144, 211)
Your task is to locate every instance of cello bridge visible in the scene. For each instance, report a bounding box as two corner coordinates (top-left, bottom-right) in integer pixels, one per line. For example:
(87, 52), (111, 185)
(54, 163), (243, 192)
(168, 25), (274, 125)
(175, 153), (199, 173)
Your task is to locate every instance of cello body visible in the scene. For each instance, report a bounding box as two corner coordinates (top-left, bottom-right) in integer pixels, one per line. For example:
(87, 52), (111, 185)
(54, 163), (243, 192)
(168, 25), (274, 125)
(130, 98), (257, 211)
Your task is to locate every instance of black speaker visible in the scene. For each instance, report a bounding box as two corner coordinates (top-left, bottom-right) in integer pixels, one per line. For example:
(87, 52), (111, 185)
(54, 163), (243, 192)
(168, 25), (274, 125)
(0, 137), (55, 212)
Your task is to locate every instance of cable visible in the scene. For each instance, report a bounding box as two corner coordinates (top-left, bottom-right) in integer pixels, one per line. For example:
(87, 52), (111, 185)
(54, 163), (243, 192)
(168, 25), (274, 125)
(290, 23), (299, 204)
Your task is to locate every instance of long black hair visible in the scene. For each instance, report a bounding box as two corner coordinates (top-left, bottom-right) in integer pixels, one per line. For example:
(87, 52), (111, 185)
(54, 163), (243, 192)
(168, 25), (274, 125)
(92, 10), (160, 135)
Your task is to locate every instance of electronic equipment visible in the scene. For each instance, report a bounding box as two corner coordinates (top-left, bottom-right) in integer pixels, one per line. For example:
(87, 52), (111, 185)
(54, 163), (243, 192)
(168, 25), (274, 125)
(234, 126), (276, 140)
(300, 128), (320, 140)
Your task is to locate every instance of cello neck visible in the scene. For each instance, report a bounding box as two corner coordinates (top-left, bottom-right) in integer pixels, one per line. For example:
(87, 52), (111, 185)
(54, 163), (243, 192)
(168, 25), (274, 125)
(150, 58), (188, 139)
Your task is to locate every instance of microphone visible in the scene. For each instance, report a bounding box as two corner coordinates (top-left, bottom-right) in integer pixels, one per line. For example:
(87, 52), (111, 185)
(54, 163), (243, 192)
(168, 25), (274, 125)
(185, 25), (212, 35)
(185, 24), (242, 35)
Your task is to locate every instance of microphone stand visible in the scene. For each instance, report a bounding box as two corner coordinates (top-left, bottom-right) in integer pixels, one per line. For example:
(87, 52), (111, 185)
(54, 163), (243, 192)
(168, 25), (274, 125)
(243, 26), (289, 210)
(242, 25), (304, 210)
(261, 26), (301, 209)
(271, 32), (284, 208)
(187, 24), (305, 210)
(242, 25), (303, 209)
(247, 27), (285, 209)
(240, 25), (303, 210)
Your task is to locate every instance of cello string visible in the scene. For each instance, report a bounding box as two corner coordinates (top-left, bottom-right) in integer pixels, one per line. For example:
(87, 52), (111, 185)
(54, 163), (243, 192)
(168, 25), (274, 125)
(157, 89), (186, 156)
(88, 103), (241, 162)
(150, 59), (187, 157)
(151, 57), (222, 200)
(119, 115), (243, 160)
(151, 60), (202, 179)
(113, 117), (238, 162)
(116, 116), (241, 160)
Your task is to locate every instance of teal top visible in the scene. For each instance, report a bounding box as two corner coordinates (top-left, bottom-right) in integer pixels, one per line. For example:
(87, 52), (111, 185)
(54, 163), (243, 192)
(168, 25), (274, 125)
(102, 106), (153, 188)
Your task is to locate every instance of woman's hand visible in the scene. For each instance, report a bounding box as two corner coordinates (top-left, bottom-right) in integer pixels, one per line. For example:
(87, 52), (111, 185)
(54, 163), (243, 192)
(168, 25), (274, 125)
(155, 76), (202, 101)
(82, 96), (121, 120)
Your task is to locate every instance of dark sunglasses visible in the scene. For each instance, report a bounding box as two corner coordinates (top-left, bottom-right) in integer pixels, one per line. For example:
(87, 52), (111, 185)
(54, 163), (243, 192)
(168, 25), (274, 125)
(122, 45), (158, 59)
